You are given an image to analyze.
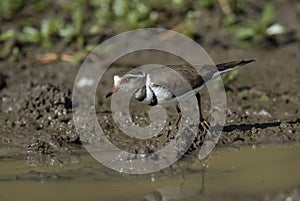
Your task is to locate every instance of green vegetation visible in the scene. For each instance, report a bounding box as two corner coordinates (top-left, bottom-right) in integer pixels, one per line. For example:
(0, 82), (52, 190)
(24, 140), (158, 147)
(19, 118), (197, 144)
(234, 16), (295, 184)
(0, 0), (285, 63)
(0, 0), (194, 61)
(222, 3), (285, 47)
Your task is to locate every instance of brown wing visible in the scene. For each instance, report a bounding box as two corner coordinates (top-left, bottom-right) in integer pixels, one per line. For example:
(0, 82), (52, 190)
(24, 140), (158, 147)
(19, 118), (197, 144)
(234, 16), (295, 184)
(167, 59), (256, 88)
(148, 59), (255, 96)
(216, 59), (256, 72)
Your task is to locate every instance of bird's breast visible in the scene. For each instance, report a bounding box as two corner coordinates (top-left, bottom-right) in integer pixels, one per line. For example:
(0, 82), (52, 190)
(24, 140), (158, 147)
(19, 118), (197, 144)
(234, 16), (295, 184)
(133, 84), (175, 106)
(150, 84), (174, 104)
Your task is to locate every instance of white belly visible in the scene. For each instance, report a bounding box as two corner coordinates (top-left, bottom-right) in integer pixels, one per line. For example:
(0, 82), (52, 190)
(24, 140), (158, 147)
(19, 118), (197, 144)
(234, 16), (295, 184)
(150, 85), (174, 104)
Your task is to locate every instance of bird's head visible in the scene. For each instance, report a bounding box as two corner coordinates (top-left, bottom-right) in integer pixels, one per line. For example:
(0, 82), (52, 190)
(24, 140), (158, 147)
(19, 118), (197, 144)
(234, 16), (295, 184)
(106, 72), (147, 98)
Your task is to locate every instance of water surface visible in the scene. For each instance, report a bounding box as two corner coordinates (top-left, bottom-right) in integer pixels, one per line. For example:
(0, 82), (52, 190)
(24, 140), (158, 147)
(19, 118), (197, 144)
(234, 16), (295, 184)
(0, 145), (299, 201)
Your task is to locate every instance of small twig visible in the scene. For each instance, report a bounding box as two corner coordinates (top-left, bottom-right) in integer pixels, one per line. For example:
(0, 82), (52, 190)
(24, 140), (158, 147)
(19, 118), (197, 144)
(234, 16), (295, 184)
(35, 53), (74, 63)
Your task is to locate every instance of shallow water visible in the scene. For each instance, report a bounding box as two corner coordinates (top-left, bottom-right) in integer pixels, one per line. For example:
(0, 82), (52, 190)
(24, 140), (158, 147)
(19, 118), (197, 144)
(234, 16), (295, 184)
(0, 145), (299, 201)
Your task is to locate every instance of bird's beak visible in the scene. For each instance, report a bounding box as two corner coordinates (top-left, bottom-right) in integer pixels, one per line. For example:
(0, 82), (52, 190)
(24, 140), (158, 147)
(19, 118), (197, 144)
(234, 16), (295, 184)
(105, 91), (113, 98)
(105, 86), (118, 98)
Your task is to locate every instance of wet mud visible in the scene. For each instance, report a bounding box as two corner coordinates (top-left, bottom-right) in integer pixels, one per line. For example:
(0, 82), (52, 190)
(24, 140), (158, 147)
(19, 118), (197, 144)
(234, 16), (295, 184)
(0, 43), (299, 159)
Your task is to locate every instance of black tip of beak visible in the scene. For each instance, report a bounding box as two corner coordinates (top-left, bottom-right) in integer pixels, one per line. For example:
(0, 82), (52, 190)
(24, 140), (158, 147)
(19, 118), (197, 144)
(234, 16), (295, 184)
(243, 58), (256, 64)
(106, 91), (113, 98)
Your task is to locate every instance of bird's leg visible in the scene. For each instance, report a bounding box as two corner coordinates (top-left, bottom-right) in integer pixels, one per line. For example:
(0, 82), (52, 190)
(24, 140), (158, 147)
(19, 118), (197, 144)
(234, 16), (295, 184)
(196, 93), (210, 133)
(174, 105), (182, 129)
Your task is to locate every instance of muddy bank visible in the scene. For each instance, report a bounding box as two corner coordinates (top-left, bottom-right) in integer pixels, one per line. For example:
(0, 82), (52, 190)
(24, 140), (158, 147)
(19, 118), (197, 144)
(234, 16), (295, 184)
(0, 0), (299, 163)
(0, 43), (299, 158)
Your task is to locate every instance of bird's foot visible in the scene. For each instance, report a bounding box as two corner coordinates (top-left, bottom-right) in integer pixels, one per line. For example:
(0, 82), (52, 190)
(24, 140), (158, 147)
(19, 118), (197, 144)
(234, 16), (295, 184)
(199, 119), (210, 133)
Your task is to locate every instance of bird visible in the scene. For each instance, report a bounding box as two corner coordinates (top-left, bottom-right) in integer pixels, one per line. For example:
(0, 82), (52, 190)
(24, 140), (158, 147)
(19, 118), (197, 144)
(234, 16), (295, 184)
(106, 59), (255, 132)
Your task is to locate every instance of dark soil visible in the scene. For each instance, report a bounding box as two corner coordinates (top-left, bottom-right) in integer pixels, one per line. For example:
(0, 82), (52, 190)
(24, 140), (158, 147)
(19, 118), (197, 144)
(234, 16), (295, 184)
(0, 1), (299, 164)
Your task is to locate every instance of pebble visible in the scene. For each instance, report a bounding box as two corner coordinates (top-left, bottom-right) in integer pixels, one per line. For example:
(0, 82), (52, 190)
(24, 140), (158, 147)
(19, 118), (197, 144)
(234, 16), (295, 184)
(258, 109), (272, 118)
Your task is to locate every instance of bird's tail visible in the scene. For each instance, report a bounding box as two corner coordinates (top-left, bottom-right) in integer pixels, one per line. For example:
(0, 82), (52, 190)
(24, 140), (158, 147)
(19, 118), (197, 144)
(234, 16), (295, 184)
(216, 59), (256, 73)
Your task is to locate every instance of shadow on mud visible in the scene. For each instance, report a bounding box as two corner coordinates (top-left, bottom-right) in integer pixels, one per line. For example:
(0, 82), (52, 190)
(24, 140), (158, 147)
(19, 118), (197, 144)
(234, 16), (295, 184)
(223, 119), (300, 132)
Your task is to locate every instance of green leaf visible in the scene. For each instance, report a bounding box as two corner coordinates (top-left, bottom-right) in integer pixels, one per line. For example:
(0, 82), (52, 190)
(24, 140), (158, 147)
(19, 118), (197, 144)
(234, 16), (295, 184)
(59, 25), (75, 42)
(0, 29), (15, 41)
(112, 0), (128, 17)
(235, 27), (255, 40)
(18, 26), (40, 43)
(261, 3), (275, 26)
(199, 0), (216, 9)
(41, 18), (60, 39)
(260, 94), (270, 102)
(0, 0), (25, 18)
(222, 15), (236, 27)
